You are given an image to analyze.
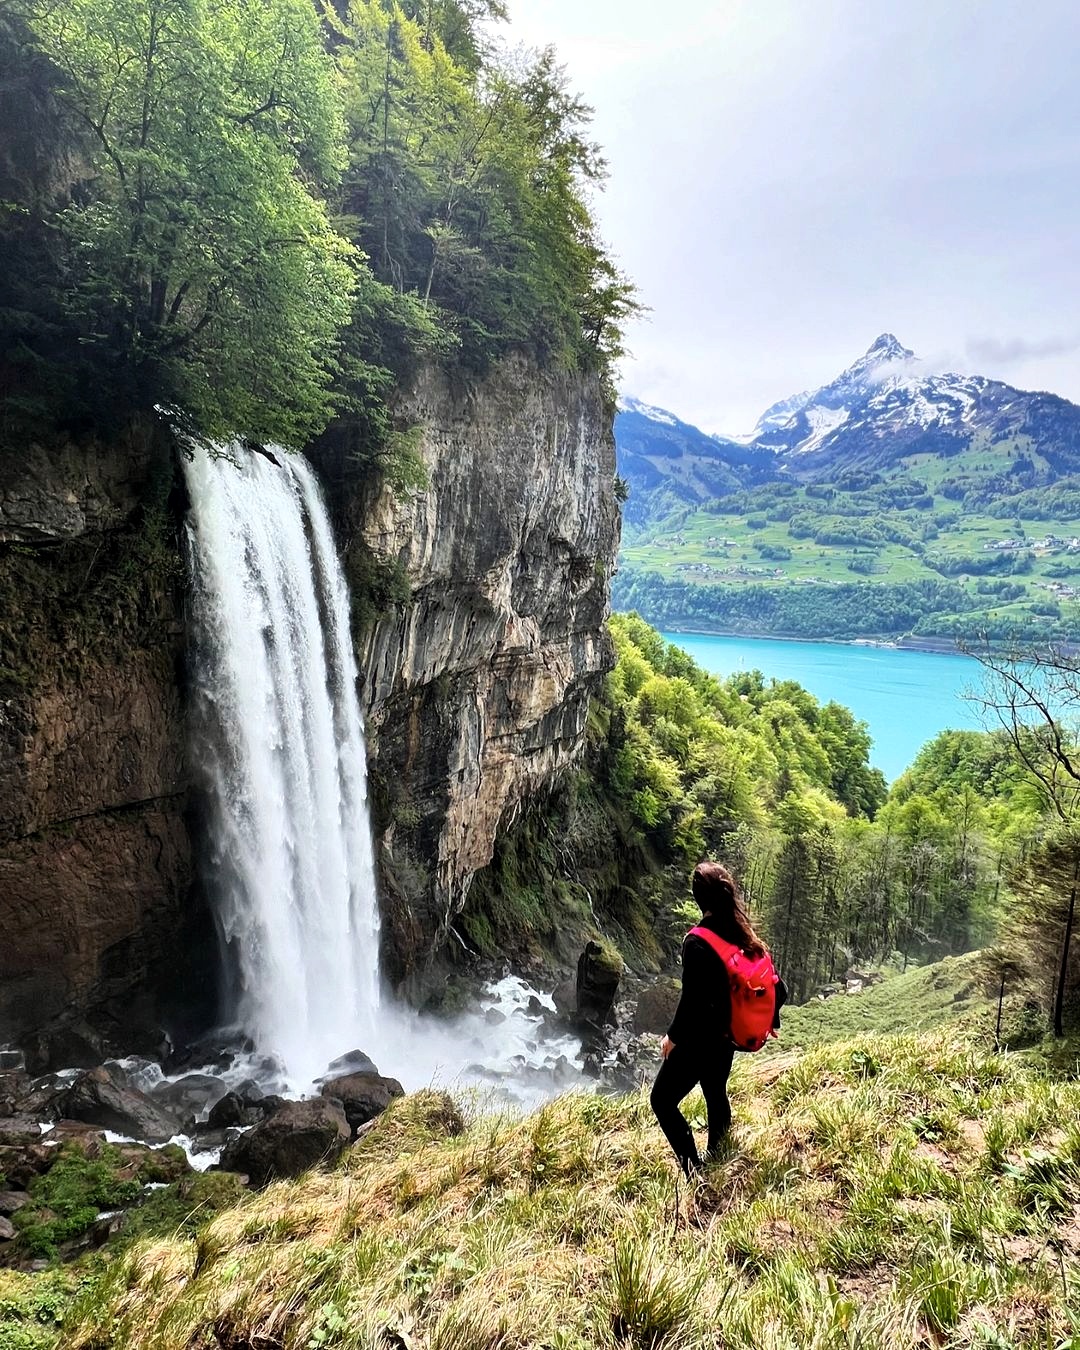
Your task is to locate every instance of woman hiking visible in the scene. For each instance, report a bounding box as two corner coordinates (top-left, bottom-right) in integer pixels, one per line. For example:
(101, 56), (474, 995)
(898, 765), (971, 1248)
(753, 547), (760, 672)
(650, 861), (787, 1175)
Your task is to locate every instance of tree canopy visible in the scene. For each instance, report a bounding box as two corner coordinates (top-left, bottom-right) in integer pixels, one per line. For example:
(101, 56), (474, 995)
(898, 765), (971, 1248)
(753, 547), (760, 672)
(600, 614), (1054, 1004)
(1, 0), (633, 449)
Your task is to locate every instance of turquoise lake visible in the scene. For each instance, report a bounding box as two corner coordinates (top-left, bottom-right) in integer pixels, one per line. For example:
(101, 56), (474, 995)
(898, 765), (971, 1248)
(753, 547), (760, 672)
(658, 632), (987, 782)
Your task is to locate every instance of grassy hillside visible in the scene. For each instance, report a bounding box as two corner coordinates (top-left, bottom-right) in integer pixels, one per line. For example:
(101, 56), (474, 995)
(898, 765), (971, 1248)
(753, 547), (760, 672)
(3, 1025), (1072, 1350)
(778, 953), (993, 1049)
(5, 956), (1078, 1350)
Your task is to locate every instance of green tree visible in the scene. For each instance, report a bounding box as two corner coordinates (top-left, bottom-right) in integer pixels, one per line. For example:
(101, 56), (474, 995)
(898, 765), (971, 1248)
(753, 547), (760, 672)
(1007, 827), (1080, 1037)
(329, 2), (635, 376)
(14, 0), (359, 445)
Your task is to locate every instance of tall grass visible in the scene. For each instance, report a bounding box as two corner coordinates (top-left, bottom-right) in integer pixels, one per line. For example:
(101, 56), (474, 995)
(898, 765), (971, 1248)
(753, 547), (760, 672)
(47, 1035), (1080, 1350)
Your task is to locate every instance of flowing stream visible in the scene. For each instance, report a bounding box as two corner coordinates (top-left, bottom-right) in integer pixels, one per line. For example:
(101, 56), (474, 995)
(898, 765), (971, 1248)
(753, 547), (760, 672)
(183, 443), (381, 1089)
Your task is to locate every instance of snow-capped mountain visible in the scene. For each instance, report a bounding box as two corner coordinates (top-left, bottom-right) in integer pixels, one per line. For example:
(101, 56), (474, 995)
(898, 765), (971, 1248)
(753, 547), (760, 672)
(614, 396), (773, 526)
(751, 333), (1080, 470)
(753, 333), (915, 442)
(617, 335), (1080, 521)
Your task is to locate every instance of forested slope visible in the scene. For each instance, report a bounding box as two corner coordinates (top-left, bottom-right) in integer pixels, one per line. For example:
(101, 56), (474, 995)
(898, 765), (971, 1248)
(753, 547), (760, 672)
(1, 0), (634, 455)
(461, 612), (1080, 1034)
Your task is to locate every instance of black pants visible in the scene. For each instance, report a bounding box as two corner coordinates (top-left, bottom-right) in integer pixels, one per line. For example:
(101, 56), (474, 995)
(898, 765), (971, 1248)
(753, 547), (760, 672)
(650, 1041), (735, 1173)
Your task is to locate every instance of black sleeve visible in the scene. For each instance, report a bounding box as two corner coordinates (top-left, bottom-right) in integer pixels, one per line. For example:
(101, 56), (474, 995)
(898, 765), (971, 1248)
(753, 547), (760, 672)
(667, 936), (731, 1044)
(773, 974), (789, 1029)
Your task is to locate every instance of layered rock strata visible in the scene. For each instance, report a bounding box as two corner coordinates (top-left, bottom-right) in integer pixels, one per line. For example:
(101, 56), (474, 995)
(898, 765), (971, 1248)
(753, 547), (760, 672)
(317, 355), (620, 993)
(1, 352), (619, 1055)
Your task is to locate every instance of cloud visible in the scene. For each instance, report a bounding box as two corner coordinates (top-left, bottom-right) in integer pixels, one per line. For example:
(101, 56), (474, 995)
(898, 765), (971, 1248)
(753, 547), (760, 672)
(965, 335), (1080, 365)
(863, 356), (921, 387)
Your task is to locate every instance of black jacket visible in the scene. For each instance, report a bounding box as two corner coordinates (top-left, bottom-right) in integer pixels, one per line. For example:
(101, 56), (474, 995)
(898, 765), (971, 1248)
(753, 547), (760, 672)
(667, 915), (788, 1049)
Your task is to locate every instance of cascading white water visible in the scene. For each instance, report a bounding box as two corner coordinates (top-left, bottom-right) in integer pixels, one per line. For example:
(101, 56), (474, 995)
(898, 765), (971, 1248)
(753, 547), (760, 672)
(183, 442), (381, 1089)
(180, 440), (587, 1110)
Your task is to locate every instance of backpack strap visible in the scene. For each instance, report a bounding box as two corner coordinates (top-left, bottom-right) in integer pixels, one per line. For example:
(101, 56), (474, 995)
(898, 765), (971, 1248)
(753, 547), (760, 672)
(687, 926), (741, 963)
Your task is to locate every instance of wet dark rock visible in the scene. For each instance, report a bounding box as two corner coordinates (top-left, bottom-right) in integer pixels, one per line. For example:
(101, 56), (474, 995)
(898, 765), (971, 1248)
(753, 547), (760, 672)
(204, 1091), (246, 1129)
(552, 977), (576, 1022)
(322, 1049), (378, 1079)
(218, 1099), (351, 1186)
(632, 979), (681, 1035)
(0, 1118), (44, 1143)
(319, 1072), (404, 1134)
(20, 1021), (113, 1078)
(575, 941), (623, 1031)
(526, 995), (546, 1017)
(164, 1030), (252, 1077)
(250, 1055), (287, 1089)
(102, 1057), (162, 1094)
(203, 1085), (284, 1128)
(151, 1072), (228, 1119)
(550, 1055), (580, 1088)
(484, 1007), (506, 1025)
(233, 1078), (268, 1106)
(0, 1070), (30, 1117)
(14, 1072), (78, 1120)
(55, 1067), (183, 1144)
(188, 1127), (235, 1152)
(0, 1191), (30, 1215)
(41, 1121), (108, 1155)
(582, 1052), (602, 1080)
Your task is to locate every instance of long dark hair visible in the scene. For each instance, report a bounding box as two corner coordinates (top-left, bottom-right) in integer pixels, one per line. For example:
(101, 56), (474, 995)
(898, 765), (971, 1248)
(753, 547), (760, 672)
(692, 861), (765, 957)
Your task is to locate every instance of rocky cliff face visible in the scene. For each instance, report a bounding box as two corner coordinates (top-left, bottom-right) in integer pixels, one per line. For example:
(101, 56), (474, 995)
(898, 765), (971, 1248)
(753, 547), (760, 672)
(1, 356), (618, 1058)
(317, 355), (620, 996)
(0, 420), (215, 1069)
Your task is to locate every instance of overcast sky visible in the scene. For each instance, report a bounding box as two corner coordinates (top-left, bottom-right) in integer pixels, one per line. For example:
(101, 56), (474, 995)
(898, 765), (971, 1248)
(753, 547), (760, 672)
(502, 0), (1080, 436)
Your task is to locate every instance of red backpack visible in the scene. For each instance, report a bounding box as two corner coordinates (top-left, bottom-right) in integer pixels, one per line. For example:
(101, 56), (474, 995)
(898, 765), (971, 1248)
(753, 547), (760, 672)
(688, 927), (779, 1052)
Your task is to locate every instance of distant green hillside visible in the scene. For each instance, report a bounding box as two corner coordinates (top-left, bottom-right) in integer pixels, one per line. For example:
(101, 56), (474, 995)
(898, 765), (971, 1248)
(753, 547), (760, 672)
(615, 463), (1080, 643)
(615, 337), (1080, 644)
(778, 952), (993, 1049)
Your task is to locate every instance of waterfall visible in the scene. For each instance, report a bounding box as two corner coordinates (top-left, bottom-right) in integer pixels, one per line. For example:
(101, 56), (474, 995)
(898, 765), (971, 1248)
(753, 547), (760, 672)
(183, 442), (381, 1089)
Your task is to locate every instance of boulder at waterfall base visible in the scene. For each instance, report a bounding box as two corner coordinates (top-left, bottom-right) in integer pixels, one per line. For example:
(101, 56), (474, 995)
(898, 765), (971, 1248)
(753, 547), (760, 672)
(151, 1072), (228, 1120)
(632, 978), (682, 1034)
(321, 1049), (379, 1079)
(207, 1087), (286, 1129)
(575, 940), (623, 1029)
(37, 1067), (183, 1144)
(0, 1071), (31, 1117)
(218, 1099), (351, 1185)
(319, 1072), (405, 1134)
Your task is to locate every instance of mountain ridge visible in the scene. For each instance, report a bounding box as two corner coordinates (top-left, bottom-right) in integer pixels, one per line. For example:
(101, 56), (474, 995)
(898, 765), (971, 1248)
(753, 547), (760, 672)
(614, 335), (1080, 644)
(617, 334), (1080, 515)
